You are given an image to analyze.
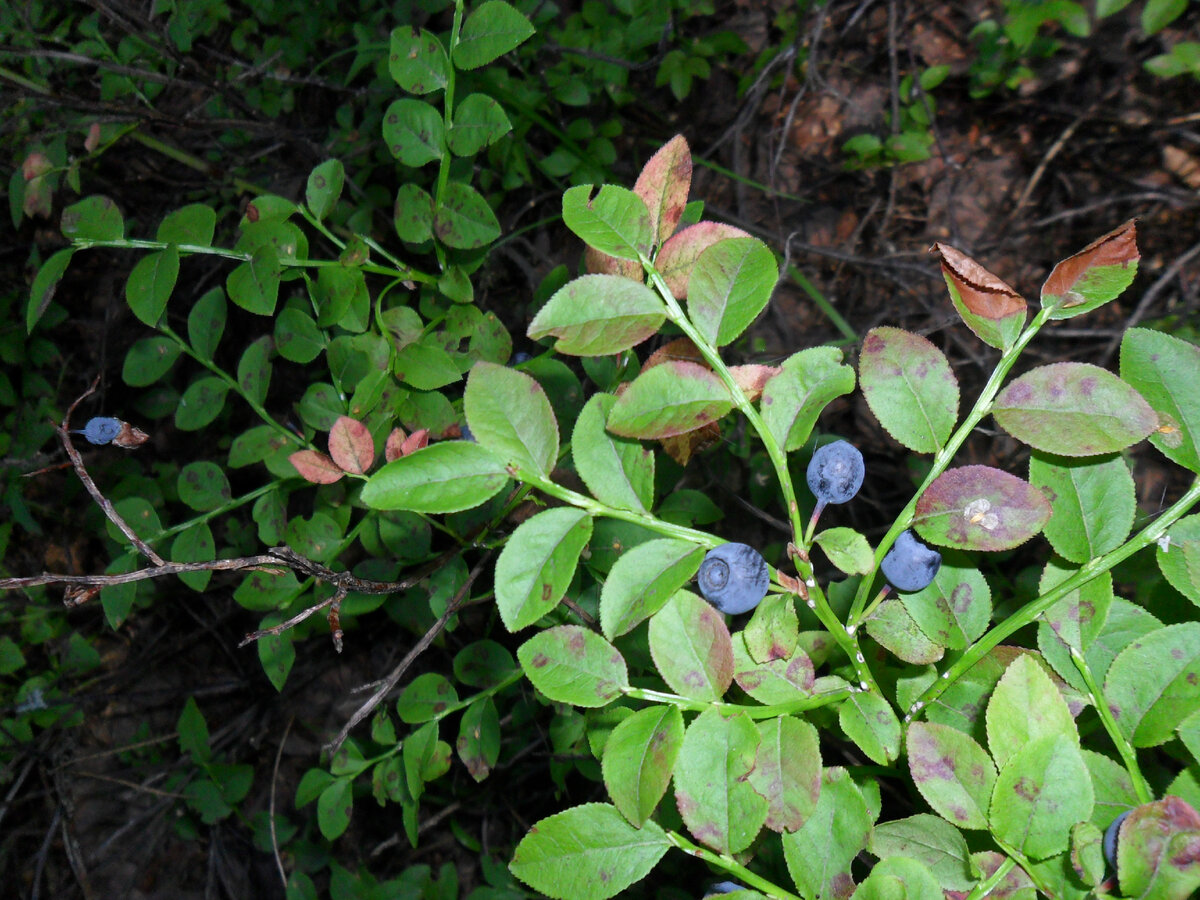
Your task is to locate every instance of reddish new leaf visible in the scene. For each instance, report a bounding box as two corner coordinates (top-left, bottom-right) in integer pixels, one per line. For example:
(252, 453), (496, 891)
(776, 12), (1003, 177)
(1041, 220), (1139, 319)
(655, 222), (750, 298)
(328, 415), (375, 474)
(401, 428), (429, 456)
(934, 243), (1027, 349)
(384, 427), (407, 463)
(290, 449), (345, 484)
(634, 134), (692, 246)
(914, 465), (1052, 551)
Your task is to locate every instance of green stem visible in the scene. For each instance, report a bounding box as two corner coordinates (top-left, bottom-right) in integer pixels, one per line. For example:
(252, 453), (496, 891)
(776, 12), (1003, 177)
(962, 856), (1016, 900)
(990, 837), (1047, 897)
(1069, 645), (1153, 804)
(139, 482), (280, 547)
(910, 475), (1200, 717)
(665, 830), (803, 900)
(847, 307), (1055, 629)
(622, 683), (853, 719)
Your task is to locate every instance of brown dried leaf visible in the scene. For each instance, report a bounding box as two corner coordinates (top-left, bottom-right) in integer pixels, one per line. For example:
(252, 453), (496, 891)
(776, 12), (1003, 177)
(730, 364), (781, 403)
(289, 450), (344, 484)
(661, 422), (721, 466)
(634, 134), (692, 246)
(1164, 145), (1200, 190)
(112, 422), (149, 449)
(328, 415), (374, 474)
(1040, 219), (1139, 306)
(934, 243), (1025, 320)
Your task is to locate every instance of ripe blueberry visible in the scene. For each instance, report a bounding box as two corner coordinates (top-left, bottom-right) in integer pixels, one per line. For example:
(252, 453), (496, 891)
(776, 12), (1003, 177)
(1104, 809), (1130, 869)
(76, 417), (123, 446)
(460, 424), (476, 442)
(697, 543), (769, 615)
(881, 530), (942, 592)
(807, 440), (865, 507)
(704, 882), (745, 896)
(511, 351), (532, 365)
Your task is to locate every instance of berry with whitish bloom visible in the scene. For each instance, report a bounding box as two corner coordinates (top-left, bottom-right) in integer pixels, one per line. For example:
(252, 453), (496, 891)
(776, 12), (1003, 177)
(75, 417), (122, 445)
(697, 543), (769, 614)
(1104, 809), (1131, 869)
(881, 530), (942, 592)
(807, 440), (865, 507)
(704, 882), (746, 896)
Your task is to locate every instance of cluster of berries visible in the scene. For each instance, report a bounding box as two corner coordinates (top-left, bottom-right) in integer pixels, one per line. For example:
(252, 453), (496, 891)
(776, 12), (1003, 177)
(696, 440), (941, 614)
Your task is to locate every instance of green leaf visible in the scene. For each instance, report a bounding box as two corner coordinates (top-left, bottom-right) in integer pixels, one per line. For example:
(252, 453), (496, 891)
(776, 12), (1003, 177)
(457, 697), (500, 782)
(464, 361), (558, 476)
(177, 695), (211, 762)
(747, 715), (821, 833)
(172, 522), (215, 592)
(237, 336), (272, 406)
(517, 625), (628, 707)
(899, 553), (992, 651)
(432, 179), (500, 249)
(175, 376), (229, 431)
(27, 247), (75, 332)
(298, 383), (344, 431)
(317, 777), (353, 840)
(125, 246), (179, 326)
(673, 708), (766, 854)
(1037, 560), (1114, 693)
(1143, 0), (1188, 33)
(393, 183), (435, 243)
(742, 593), (799, 664)
(188, 287), (226, 359)
(509, 803), (669, 900)
(275, 308), (325, 363)
(781, 768), (871, 899)
(907, 721), (996, 829)
(561, 184), (653, 261)
(859, 326), (959, 453)
(732, 635), (815, 704)
(453, 640), (518, 688)
(495, 508), (592, 632)
(396, 673), (458, 724)
(600, 540), (705, 640)
(1105, 622), (1200, 747)
(1158, 514), (1200, 606)
(601, 705), (683, 827)
(864, 598), (945, 665)
(454, 0), (534, 70)
(993, 362), (1157, 456)
(813, 527), (874, 575)
(985, 653), (1078, 770)
(1029, 452), (1135, 563)
(914, 464), (1052, 551)
(839, 690), (901, 765)
(178, 461), (231, 512)
(760, 346), (856, 451)
(655, 221), (751, 298)
(1120, 327), (1200, 474)
(305, 159), (344, 221)
(869, 814), (976, 891)
(361, 441), (509, 513)
(852, 857), (943, 900)
(157, 203), (216, 246)
(393, 340), (460, 390)
(606, 361), (732, 439)
(1041, 220), (1138, 319)
(935, 242), (1027, 350)
(382, 98), (444, 166)
(989, 734), (1092, 860)
(572, 393), (654, 512)
(61, 195), (123, 241)
(528, 274), (664, 356)
(389, 26), (449, 93)
(227, 246), (281, 315)
(448, 93), (512, 156)
(687, 237), (778, 346)
(123, 335), (181, 387)
(648, 590), (735, 702)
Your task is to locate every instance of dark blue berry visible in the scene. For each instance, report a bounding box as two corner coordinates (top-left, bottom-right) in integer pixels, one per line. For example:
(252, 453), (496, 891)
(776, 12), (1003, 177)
(704, 882), (745, 896)
(807, 440), (864, 507)
(76, 417), (122, 445)
(1104, 809), (1131, 869)
(881, 530), (941, 592)
(697, 543), (769, 614)
(460, 424), (475, 442)
(511, 352), (532, 365)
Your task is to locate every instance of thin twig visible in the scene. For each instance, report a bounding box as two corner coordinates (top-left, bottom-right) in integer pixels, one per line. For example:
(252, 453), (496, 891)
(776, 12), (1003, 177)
(325, 552), (493, 754)
(270, 717), (294, 892)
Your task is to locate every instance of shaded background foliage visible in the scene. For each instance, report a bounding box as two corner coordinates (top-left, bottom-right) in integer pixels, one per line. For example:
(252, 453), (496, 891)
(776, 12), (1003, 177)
(2, 0), (1199, 897)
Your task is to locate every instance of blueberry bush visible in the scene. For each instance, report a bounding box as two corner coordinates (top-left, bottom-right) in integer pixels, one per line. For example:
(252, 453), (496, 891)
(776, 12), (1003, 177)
(8, 2), (1200, 898)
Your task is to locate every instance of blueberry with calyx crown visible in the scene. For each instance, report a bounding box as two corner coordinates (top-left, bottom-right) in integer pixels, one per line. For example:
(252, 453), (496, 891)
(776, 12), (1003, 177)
(806, 440), (865, 508)
(697, 543), (769, 615)
(881, 530), (942, 592)
(74, 417), (122, 446)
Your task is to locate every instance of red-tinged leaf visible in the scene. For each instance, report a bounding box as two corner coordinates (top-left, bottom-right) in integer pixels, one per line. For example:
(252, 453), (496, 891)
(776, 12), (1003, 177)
(642, 336), (705, 371)
(993, 362), (1157, 456)
(21, 152), (53, 219)
(634, 134), (692, 246)
(934, 243), (1027, 349)
(730, 364), (780, 402)
(1041, 220), (1139, 319)
(328, 416), (374, 474)
(384, 427), (407, 463)
(84, 122), (101, 153)
(290, 450), (345, 484)
(584, 244), (642, 280)
(606, 360), (733, 440)
(914, 465), (1052, 551)
(401, 428), (429, 456)
(655, 222), (750, 298)
(1117, 796), (1200, 899)
(22, 152), (52, 181)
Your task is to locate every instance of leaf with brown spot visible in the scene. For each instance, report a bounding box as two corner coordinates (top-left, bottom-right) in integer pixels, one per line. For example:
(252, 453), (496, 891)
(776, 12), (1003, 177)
(634, 134), (692, 246)
(934, 243), (1027, 349)
(1041, 220), (1139, 319)
(730, 365), (780, 402)
(289, 449), (345, 484)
